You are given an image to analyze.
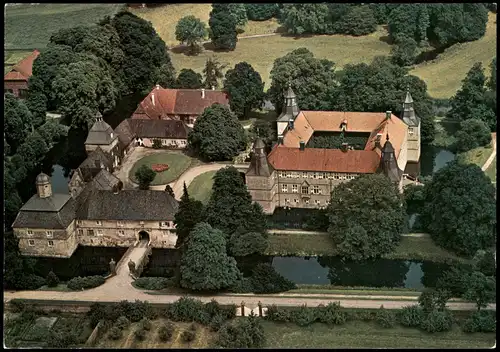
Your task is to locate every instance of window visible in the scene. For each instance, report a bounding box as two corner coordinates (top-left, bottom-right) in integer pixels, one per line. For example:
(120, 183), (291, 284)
(163, 231), (169, 237)
(96, 220), (102, 226)
(27, 230), (33, 236)
(279, 171), (286, 178)
(325, 200), (330, 205)
(46, 231), (53, 238)
(302, 172), (308, 179)
(284, 198), (290, 204)
(408, 128), (414, 135)
(301, 186), (309, 194)
(328, 173), (334, 180)
(318, 173), (324, 179)
(334, 174), (340, 180)
(181, 140), (186, 145)
(162, 139), (168, 145)
(305, 199), (310, 204)
(117, 221), (124, 227)
(28, 239), (35, 246)
(292, 185), (298, 193)
(48, 240), (54, 247)
(322, 173), (328, 179)
(97, 230), (103, 236)
(294, 198), (299, 204)
(77, 220), (82, 225)
(315, 199), (321, 205)
(78, 229), (83, 236)
(281, 184), (288, 193)
(313, 186), (320, 194)
(311, 173), (317, 179)
(118, 230), (125, 236)
(87, 229), (94, 236)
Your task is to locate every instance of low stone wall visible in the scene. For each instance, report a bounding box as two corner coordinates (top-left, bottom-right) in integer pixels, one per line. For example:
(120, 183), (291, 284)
(235, 301), (267, 317)
(85, 321), (103, 347)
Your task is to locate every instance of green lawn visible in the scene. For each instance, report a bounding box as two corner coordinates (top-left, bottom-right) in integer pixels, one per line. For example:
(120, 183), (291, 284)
(266, 232), (468, 264)
(485, 156), (496, 183)
(129, 152), (192, 185)
(456, 145), (493, 168)
(187, 170), (216, 204)
(5, 4), (124, 49)
(262, 320), (495, 349)
(4, 51), (34, 64)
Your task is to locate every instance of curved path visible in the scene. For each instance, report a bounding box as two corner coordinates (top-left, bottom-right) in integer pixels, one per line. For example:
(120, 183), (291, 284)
(482, 132), (497, 172)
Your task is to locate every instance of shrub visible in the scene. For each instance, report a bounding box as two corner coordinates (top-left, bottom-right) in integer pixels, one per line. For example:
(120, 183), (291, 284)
(217, 314), (265, 348)
(290, 305), (317, 327)
(265, 304), (291, 322)
(209, 314), (226, 332)
(22, 274), (46, 290)
(398, 305), (425, 328)
(46, 330), (78, 348)
(375, 305), (396, 328)
(67, 275), (105, 290)
(420, 310), (454, 333)
(134, 328), (147, 341)
(158, 321), (175, 342)
(126, 300), (155, 322)
(9, 299), (27, 313)
(152, 138), (162, 149)
(349, 310), (376, 322)
(108, 326), (122, 340)
(166, 297), (205, 322)
(229, 277), (254, 293)
(204, 299), (223, 318)
(221, 304), (237, 320)
(46, 271), (60, 287)
(115, 316), (130, 330)
(139, 318), (152, 331)
(317, 302), (347, 325)
(134, 277), (171, 290)
(250, 263), (296, 294)
(462, 310), (496, 333)
(181, 330), (196, 343)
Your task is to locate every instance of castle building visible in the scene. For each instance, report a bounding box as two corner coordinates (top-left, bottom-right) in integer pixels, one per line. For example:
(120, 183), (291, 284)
(246, 86), (421, 215)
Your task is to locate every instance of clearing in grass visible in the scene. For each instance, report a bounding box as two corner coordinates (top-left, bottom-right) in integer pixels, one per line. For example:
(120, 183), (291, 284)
(485, 156), (496, 183)
(129, 152), (192, 186)
(187, 170), (216, 204)
(262, 320), (495, 349)
(456, 145), (494, 168)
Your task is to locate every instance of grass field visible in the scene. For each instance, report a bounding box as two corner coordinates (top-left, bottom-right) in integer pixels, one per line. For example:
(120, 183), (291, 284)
(266, 232), (468, 264)
(187, 170), (216, 204)
(410, 12), (497, 99)
(262, 320), (495, 349)
(485, 156), (496, 183)
(96, 320), (216, 348)
(5, 4), (124, 49)
(129, 152), (192, 185)
(456, 145), (493, 168)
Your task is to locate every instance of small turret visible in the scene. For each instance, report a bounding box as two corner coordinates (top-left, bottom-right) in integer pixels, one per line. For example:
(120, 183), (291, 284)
(277, 83), (300, 138)
(247, 138), (272, 177)
(36, 172), (52, 198)
(379, 134), (403, 183)
(401, 86), (419, 127)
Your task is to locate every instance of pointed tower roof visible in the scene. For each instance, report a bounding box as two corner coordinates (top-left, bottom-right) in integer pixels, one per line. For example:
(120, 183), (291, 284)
(246, 138), (273, 177)
(85, 114), (117, 145)
(285, 83), (296, 99)
(254, 138), (265, 150)
(401, 86), (419, 127)
(378, 134), (402, 183)
(277, 83), (300, 123)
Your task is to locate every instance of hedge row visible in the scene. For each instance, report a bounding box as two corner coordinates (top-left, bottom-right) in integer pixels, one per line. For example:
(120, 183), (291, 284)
(133, 277), (174, 290)
(67, 276), (105, 290)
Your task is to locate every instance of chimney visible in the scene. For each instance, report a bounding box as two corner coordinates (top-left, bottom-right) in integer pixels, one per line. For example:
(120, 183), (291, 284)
(341, 142), (349, 152)
(155, 84), (160, 90)
(299, 141), (305, 151)
(288, 118), (294, 130)
(201, 88), (205, 99)
(151, 93), (155, 106)
(386, 111), (391, 120)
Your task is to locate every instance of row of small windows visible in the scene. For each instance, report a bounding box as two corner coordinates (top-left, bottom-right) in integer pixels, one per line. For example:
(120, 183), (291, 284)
(27, 230), (53, 238)
(77, 229), (172, 237)
(79, 221), (173, 227)
(281, 184), (324, 194)
(278, 172), (358, 180)
(28, 239), (53, 247)
(283, 198), (330, 206)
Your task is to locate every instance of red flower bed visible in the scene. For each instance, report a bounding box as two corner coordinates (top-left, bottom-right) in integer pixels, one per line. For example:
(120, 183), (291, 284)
(151, 164), (169, 173)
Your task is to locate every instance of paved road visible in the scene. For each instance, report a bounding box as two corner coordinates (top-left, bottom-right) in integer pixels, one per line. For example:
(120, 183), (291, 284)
(482, 132), (497, 172)
(171, 33), (277, 51)
(113, 147), (165, 190)
(269, 229), (429, 238)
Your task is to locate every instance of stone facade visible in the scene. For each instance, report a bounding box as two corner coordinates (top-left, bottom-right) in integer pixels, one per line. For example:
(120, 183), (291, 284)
(4, 80), (28, 98)
(136, 137), (188, 149)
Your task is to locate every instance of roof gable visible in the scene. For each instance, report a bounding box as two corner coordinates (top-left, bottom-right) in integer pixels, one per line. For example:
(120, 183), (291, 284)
(4, 50), (40, 81)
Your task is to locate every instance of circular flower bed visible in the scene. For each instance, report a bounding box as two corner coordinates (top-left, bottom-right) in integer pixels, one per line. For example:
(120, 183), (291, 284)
(152, 164), (170, 173)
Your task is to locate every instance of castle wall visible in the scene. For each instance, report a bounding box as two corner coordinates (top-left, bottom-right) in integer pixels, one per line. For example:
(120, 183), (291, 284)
(406, 124), (421, 163)
(397, 133), (409, 172)
(246, 171), (277, 214)
(76, 219), (178, 249)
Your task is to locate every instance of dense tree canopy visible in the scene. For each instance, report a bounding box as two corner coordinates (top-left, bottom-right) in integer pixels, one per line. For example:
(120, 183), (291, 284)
(188, 104), (247, 161)
(135, 165), (156, 190)
(4, 93), (37, 154)
(463, 271), (496, 310)
(229, 232), (268, 257)
(175, 15), (207, 55)
(203, 57), (227, 89)
(420, 162), (496, 256)
(391, 36), (419, 66)
(209, 5), (238, 51)
(175, 68), (203, 89)
(174, 183), (205, 250)
(204, 166), (267, 239)
(447, 62), (496, 130)
(333, 5), (377, 36)
(245, 3), (279, 21)
(327, 174), (405, 260)
(280, 4), (330, 35)
(455, 119), (492, 152)
(180, 222), (241, 291)
(223, 62), (265, 118)
(268, 48), (336, 113)
(111, 11), (175, 94)
(227, 3), (248, 27)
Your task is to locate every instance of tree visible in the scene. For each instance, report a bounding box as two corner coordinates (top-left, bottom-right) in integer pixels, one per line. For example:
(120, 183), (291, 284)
(135, 165), (156, 190)
(327, 174), (405, 260)
(46, 271), (60, 287)
(418, 288), (451, 313)
(165, 185), (176, 198)
(387, 4), (420, 43)
(217, 314), (265, 348)
(175, 69), (203, 89)
(333, 5), (377, 36)
(175, 16), (207, 55)
(229, 232), (268, 257)
(463, 271), (496, 311)
(280, 4), (330, 35)
(180, 222), (241, 291)
(111, 11), (175, 94)
(420, 162), (496, 256)
(455, 119), (492, 152)
(227, 4), (248, 28)
(51, 59), (118, 129)
(403, 183), (425, 215)
(204, 166), (267, 238)
(245, 4), (279, 21)
(209, 5), (238, 51)
(223, 62), (265, 118)
(249, 264), (296, 294)
(4, 93), (36, 154)
(187, 104), (247, 161)
(488, 57), (496, 91)
(391, 36), (419, 66)
(473, 250), (496, 277)
(447, 62), (496, 130)
(268, 48), (336, 113)
(174, 183), (205, 250)
(203, 57), (227, 89)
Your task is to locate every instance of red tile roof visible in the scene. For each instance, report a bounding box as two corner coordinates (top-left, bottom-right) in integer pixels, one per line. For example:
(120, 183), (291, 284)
(4, 50), (40, 81)
(132, 86), (230, 119)
(267, 145), (381, 174)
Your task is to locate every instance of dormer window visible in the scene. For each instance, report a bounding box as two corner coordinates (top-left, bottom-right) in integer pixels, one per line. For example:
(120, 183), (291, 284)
(46, 231), (54, 238)
(408, 128), (414, 135)
(27, 230), (33, 236)
(96, 220), (102, 226)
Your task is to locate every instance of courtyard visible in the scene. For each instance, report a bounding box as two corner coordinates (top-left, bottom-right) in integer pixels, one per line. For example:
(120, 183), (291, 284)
(129, 151), (193, 186)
